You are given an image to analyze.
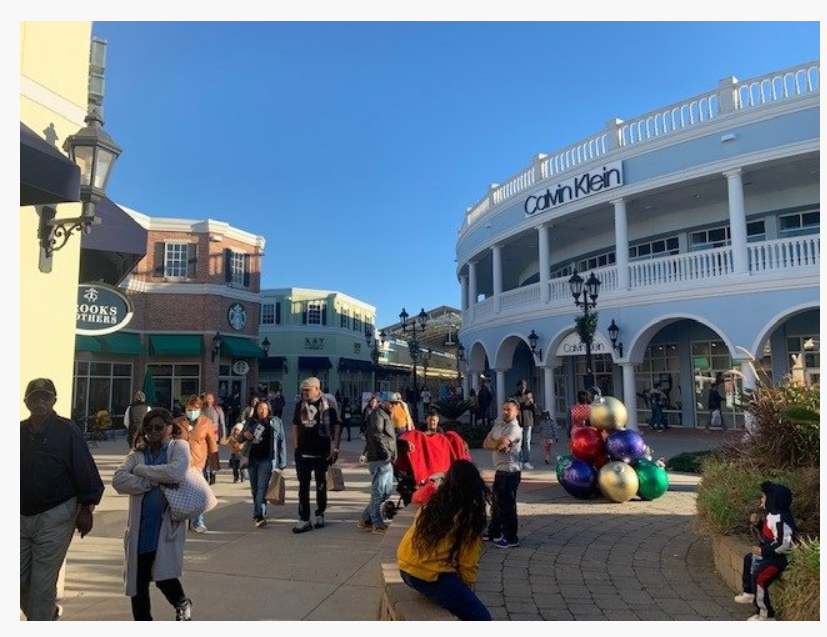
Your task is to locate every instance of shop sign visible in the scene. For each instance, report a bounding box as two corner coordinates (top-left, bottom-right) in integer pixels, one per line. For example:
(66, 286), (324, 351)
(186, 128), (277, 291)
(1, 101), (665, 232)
(76, 283), (134, 335)
(232, 360), (250, 375)
(524, 160), (623, 217)
(304, 337), (325, 350)
(555, 331), (612, 357)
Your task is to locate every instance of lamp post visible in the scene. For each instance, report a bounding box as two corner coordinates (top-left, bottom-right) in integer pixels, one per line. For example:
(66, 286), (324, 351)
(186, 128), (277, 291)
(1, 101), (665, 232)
(366, 329), (387, 391)
(568, 270), (601, 389)
(400, 307), (428, 425)
(456, 342), (466, 383)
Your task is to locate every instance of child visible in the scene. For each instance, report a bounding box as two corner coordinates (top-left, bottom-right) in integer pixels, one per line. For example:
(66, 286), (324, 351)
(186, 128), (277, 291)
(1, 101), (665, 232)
(481, 399), (522, 549)
(397, 459), (492, 621)
(539, 409), (558, 465)
(733, 481), (797, 621)
(220, 423), (246, 483)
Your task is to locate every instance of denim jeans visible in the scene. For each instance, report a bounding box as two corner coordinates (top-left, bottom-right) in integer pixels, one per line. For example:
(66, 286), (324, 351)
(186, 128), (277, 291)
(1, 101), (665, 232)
(519, 425), (532, 463)
(488, 470), (521, 543)
(651, 405), (665, 429)
(400, 570), (491, 621)
(248, 457), (272, 518)
(362, 460), (394, 526)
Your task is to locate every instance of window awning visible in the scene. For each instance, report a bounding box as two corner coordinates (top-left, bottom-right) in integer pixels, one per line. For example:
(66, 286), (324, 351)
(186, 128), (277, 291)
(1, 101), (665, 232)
(339, 358), (374, 372)
(149, 334), (203, 357)
(75, 332), (142, 355)
(298, 356), (332, 370)
(260, 356), (286, 371)
(221, 336), (266, 358)
(80, 197), (148, 285)
(20, 122), (81, 206)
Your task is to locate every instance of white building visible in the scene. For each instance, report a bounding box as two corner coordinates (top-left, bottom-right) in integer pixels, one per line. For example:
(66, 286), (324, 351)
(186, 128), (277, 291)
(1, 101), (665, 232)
(456, 61), (820, 430)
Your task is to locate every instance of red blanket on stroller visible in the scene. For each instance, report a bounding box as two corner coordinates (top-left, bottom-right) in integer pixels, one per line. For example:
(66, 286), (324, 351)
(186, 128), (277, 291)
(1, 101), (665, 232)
(395, 431), (471, 505)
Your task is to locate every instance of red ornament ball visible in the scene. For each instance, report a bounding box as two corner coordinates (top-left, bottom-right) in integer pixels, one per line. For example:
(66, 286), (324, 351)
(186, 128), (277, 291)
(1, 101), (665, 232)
(569, 427), (606, 464)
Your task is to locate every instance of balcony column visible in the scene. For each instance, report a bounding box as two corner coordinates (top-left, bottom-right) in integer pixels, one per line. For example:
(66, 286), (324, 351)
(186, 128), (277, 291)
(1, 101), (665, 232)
(724, 168), (749, 275)
(462, 374), (471, 402)
(612, 198), (630, 290)
(492, 244), (503, 313)
(495, 370), (506, 411)
(468, 260), (478, 322)
(471, 373), (481, 393)
(740, 359), (757, 434)
(543, 366), (555, 417)
(620, 362), (639, 431)
(537, 224), (550, 302)
(459, 274), (469, 312)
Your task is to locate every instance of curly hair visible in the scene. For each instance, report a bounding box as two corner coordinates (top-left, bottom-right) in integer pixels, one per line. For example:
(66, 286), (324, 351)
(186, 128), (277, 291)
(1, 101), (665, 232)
(411, 459), (490, 566)
(133, 408), (180, 450)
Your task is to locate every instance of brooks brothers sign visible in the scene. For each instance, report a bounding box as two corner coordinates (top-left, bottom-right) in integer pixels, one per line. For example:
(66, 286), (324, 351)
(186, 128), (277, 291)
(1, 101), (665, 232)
(76, 283), (134, 335)
(524, 161), (623, 217)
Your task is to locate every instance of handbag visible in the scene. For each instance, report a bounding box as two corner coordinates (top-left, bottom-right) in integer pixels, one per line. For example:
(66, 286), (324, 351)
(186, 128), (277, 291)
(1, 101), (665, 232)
(326, 464), (345, 491)
(266, 471), (286, 505)
(161, 465), (218, 521)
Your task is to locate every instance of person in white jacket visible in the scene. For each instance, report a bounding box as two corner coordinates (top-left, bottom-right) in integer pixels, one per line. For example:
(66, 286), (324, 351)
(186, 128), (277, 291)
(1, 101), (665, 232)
(112, 408), (193, 621)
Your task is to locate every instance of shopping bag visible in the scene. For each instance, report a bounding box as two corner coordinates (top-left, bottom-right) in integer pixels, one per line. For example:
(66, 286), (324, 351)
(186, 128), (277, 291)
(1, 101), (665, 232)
(266, 471), (286, 505)
(326, 464), (345, 491)
(161, 465), (218, 521)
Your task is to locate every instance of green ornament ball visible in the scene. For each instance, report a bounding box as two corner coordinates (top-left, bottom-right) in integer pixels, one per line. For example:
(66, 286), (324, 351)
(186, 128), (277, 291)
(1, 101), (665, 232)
(555, 454), (573, 481)
(634, 459), (669, 500)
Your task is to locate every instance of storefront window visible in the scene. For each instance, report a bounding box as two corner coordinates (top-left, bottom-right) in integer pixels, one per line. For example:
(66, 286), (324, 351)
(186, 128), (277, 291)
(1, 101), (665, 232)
(635, 343), (681, 426)
(787, 335), (820, 385)
(691, 340), (744, 429)
(148, 363), (201, 411)
(73, 361), (133, 425)
(575, 354), (614, 396)
(553, 366), (566, 418)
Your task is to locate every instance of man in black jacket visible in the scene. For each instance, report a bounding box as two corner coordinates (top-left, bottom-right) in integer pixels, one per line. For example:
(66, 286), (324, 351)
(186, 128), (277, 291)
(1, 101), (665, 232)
(357, 397), (397, 535)
(21, 378), (104, 621)
(124, 390), (150, 448)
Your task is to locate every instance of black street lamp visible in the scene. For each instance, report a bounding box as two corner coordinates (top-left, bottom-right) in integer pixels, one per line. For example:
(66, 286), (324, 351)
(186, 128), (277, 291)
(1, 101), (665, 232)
(456, 341), (466, 382)
(569, 270), (601, 389)
(400, 307), (428, 424)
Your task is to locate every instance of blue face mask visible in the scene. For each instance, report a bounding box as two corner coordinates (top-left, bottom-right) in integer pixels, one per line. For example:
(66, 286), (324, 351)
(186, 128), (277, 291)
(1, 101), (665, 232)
(186, 409), (201, 421)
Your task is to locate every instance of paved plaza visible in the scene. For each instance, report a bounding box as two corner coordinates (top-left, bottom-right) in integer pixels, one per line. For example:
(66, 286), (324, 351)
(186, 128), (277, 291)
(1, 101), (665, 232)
(57, 428), (750, 621)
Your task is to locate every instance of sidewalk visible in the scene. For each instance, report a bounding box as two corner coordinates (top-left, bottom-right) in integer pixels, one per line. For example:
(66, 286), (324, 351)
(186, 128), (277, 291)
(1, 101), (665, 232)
(57, 428), (746, 620)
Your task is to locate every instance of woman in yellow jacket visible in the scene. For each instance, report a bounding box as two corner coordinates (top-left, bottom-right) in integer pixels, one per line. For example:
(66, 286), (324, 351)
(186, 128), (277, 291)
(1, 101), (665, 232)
(397, 459), (492, 620)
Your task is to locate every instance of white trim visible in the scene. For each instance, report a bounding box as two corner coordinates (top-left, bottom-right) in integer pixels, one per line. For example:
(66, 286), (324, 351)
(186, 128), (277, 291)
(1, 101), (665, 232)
(20, 74), (86, 126)
(261, 287), (377, 313)
(750, 301), (821, 355)
(121, 279), (261, 303)
(259, 325), (377, 339)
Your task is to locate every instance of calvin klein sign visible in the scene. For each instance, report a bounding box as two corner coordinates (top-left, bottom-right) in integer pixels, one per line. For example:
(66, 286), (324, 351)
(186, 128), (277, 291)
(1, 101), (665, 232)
(524, 161), (623, 217)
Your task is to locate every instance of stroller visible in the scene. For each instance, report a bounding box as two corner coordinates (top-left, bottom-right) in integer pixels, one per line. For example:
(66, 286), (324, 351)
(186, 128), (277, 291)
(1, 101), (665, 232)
(382, 429), (471, 520)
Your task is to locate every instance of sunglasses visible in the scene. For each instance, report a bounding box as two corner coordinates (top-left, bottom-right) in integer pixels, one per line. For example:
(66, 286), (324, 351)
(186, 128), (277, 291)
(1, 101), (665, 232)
(145, 423), (169, 432)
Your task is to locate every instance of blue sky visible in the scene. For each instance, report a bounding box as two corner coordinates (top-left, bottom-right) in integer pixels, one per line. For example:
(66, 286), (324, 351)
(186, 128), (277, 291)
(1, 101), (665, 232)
(92, 22), (820, 327)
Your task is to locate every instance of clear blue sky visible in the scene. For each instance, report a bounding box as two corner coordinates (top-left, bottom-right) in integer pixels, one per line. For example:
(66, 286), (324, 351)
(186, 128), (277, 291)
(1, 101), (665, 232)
(93, 22), (820, 327)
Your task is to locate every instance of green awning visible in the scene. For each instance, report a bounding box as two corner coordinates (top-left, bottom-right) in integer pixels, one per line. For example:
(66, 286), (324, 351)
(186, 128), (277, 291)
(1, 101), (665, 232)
(75, 332), (141, 355)
(149, 334), (203, 356)
(221, 335), (265, 358)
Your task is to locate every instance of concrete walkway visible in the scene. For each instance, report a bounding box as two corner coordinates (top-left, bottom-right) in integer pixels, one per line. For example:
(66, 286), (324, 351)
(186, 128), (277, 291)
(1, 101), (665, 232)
(58, 428), (749, 621)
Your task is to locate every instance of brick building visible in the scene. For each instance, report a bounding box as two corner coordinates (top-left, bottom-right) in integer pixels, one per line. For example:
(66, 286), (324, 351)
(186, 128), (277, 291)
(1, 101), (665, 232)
(73, 207), (265, 424)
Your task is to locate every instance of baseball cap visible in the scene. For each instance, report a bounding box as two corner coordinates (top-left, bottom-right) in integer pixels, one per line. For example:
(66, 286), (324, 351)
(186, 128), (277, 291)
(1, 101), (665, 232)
(300, 377), (321, 390)
(25, 378), (57, 400)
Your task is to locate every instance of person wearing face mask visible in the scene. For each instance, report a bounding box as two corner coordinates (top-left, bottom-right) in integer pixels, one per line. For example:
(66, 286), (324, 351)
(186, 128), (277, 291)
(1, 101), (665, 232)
(174, 395), (219, 533)
(21, 378), (104, 621)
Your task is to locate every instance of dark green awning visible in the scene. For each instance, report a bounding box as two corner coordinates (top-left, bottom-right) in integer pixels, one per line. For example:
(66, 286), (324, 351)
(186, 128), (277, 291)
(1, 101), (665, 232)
(221, 335), (265, 358)
(149, 334), (203, 356)
(75, 332), (141, 355)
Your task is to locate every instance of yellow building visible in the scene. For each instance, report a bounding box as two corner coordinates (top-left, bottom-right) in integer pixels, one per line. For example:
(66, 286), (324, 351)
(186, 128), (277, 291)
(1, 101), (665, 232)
(20, 22), (93, 419)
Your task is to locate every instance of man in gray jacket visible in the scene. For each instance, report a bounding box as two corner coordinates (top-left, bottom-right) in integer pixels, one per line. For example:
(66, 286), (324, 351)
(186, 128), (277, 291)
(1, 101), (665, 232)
(357, 398), (397, 535)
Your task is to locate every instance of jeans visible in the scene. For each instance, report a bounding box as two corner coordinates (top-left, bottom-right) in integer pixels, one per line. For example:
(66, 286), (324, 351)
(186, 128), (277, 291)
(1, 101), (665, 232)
(519, 425), (532, 463)
(650, 405), (665, 430)
(362, 461), (394, 527)
(248, 457), (272, 518)
(400, 570), (491, 621)
(296, 455), (328, 522)
(131, 551), (186, 621)
(488, 470), (521, 543)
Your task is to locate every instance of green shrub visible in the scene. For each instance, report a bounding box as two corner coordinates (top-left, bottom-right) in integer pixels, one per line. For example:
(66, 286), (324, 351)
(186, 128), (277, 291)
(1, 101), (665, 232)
(695, 458), (820, 537)
(777, 539), (820, 621)
(442, 421), (487, 449)
(666, 450), (713, 473)
(433, 399), (469, 421)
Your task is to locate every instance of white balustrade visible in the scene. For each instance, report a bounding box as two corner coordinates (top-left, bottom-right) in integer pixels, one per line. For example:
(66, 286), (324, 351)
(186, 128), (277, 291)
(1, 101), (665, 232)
(620, 93), (718, 146)
(738, 62), (820, 109)
(539, 134), (608, 179)
(492, 166), (537, 205)
(500, 282), (541, 310)
(629, 247), (734, 288)
(474, 296), (496, 318)
(748, 236), (820, 272)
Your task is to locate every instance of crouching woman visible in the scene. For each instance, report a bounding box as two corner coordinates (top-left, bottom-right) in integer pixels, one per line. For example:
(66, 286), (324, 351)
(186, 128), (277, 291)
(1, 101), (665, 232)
(397, 459), (492, 620)
(112, 408), (193, 621)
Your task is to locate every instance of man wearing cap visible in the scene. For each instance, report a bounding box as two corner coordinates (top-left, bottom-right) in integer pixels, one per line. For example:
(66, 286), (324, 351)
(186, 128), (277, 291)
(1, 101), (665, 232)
(292, 377), (341, 533)
(512, 380), (537, 470)
(21, 378), (105, 621)
(124, 390), (150, 449)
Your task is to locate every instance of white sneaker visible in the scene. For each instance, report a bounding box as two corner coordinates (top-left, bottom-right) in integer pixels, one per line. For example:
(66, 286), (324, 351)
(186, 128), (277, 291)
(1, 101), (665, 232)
(734, 592), (755, 604)
(747, 612), (773, 621)
(522, 462), (534, 470)
(192, 524), (207, 534)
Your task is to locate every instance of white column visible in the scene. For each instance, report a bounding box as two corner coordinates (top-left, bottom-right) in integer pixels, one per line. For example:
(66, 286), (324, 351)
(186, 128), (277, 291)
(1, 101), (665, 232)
(462, 374), (471, 401)
(621, 362), (638, 431)
(741, 360), (757, 434)
(725, 169), (749, 275)
(537, 224), (550, 302)
(471, 373), (481, 393)
(459, 274), (469, 312)
(495, 370), (506, 411)
(543, 367), (555, 417)
(492, 244), (503, 313)
(613, 198), (629, 291)
(468, 261), (478, 321)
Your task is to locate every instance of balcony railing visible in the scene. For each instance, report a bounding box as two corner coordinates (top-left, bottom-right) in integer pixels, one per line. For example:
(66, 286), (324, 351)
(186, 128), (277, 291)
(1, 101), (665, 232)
(629, 246), (734, 288)
(749, 235), (820, 271)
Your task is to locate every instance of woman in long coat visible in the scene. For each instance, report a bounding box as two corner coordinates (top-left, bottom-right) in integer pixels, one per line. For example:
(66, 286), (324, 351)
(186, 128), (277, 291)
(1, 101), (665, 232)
(112, 408), (193, 620)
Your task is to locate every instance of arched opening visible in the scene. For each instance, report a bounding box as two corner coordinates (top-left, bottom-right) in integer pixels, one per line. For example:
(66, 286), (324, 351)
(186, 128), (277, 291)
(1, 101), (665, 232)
(753, 306), (820, 387)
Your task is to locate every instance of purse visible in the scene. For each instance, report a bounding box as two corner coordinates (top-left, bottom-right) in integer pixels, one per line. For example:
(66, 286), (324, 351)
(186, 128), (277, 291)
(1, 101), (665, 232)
(326, 464), (345, 491)
(266, 471), (286, 505)
(161, 465), (218, 521)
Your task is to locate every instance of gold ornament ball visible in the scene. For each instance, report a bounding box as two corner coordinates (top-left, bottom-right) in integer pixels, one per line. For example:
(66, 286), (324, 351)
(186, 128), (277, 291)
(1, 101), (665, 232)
(590, 396), (628, 431)
(598, 461), (640, 503)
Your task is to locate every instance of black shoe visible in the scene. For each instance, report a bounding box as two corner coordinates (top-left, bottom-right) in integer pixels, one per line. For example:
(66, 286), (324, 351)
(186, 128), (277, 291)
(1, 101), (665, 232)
(175, 598), (192, 621)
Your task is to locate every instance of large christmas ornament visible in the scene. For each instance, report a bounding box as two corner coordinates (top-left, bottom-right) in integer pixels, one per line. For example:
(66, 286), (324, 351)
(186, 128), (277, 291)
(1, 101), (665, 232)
(560, 459), (597, 499)
(606, 430), (647, 464)
(592, 454), (611, 470)
(569, 427), (606, 464)
(555, 454), (573, 481)
(590, 396), (628, 431)
(598, 461), (640, 503)
(634, 459), (669, 500)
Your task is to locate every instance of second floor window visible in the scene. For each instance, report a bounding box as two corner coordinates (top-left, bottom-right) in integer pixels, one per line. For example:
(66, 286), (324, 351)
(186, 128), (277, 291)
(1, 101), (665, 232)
(779, 210), (819, 236)
(223, 249), (250, 287)
(629, 237), (679, 261)
(261, 303), (275, 325)
(308, 301), (323, 325)
(155, 241), (197, 278)
(340, 308), (350, 329)
(354, 310), (362, 333)
(577, 251), (615, 273)
(230, 251), (245, 286)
